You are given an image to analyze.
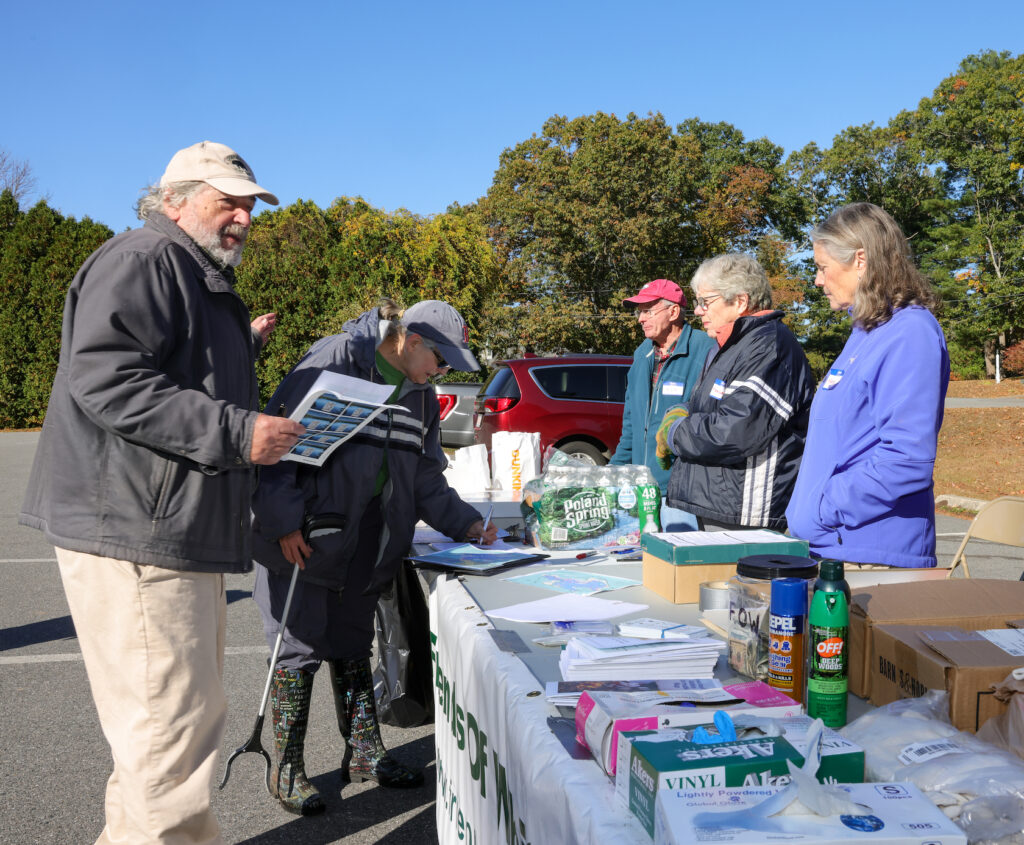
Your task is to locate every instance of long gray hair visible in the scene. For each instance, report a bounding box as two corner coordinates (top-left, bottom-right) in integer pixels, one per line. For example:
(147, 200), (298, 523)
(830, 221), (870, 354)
(812, 202), (939, 330)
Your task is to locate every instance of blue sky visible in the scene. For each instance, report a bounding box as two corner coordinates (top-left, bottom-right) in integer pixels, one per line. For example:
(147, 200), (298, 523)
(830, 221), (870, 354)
(5, 0), (1023, 233)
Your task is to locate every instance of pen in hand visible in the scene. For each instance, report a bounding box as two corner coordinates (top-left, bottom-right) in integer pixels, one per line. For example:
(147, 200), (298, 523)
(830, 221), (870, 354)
(470, 505), (495, 546)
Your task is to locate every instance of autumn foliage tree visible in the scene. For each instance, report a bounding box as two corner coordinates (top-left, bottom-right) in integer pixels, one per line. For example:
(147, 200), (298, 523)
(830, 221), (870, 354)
(789, 50), (1024, 378)
(475, 112), (805, 359)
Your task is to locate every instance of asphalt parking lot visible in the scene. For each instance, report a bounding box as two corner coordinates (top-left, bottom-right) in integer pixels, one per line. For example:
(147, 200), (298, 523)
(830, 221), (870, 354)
(1, 430), (1021, 844)
(0, 431), (438, 845)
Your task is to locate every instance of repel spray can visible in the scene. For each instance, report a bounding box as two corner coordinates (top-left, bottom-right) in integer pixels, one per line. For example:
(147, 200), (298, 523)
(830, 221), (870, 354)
(807, 582), (849, 727)
(767, 578), (806, 704)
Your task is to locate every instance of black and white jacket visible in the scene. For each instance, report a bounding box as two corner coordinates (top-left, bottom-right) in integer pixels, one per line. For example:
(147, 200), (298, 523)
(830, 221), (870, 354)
(666, 311), (815, 530)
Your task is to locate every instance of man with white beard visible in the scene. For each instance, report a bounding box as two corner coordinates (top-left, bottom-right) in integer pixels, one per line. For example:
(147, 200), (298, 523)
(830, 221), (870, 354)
(20, 141), (305, 845)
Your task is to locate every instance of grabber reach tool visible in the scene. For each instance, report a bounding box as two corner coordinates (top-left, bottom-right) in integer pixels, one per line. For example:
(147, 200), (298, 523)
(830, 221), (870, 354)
(218, 513), (346, 791)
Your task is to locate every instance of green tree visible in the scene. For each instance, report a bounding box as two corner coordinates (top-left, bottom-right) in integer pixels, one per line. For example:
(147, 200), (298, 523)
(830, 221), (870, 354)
(236, 198), (499, 400)
(0, 198), (111, 427)
(785, 119), (949, 376)
(477, 111), (805, 358)
(911, 50), (1024, 375)
(234, 200), (342, 398)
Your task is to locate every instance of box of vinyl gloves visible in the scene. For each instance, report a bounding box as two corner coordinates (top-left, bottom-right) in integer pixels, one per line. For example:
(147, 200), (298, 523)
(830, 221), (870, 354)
(617, 715), (864, 838)
(653, 781), (965, 845)
(650, 719), (962, 845)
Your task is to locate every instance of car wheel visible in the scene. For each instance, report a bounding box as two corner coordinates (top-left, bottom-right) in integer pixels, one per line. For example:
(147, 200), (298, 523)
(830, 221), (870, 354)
(558, 441), (607, 466)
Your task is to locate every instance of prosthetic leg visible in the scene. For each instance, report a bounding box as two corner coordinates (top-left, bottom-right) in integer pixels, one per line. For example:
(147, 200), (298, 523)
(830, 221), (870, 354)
(268, 667), (326, 815)
(329, 657), (424, 788)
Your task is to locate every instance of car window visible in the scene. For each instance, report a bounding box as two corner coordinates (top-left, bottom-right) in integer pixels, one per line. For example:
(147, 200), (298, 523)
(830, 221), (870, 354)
(532, 365), (609, 401)
(480, 366), (520, 399)
(607, 365), (628, 403)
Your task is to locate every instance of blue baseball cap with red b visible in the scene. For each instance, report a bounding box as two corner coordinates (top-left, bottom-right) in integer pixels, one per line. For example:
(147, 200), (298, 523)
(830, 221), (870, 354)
(403, 301), (479, 372)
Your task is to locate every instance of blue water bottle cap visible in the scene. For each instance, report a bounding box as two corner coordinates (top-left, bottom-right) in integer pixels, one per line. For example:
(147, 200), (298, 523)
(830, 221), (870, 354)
(771, 577), (807, 617)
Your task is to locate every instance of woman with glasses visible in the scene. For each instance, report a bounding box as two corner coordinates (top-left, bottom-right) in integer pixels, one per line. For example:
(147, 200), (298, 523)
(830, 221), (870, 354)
(786, 203), (948, 567)
(656, 253), (815, 531)
(249, 298), (496, 815)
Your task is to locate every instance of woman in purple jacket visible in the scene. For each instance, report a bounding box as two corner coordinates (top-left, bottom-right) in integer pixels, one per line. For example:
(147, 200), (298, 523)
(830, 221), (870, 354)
(786, 203), (949, 567)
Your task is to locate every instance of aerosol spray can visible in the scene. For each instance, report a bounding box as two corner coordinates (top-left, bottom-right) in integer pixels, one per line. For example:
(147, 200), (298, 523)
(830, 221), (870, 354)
(807, 575), (849, 727)
(767, 578), (806, 704)
(814, 559), (851, 607)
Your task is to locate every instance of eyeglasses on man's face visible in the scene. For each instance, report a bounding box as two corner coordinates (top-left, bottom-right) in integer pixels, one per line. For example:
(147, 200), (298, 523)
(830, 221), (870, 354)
(634, 304), (674, 319)
(694, 294), (723, 311)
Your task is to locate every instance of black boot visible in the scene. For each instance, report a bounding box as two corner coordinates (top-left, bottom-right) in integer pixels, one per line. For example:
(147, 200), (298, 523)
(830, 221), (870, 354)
(268, 667), (326, 815)
(329, 658), (424, 788)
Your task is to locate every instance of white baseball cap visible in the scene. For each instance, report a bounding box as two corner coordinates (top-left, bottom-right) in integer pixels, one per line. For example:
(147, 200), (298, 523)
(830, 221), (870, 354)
(160, 141), (279, 205)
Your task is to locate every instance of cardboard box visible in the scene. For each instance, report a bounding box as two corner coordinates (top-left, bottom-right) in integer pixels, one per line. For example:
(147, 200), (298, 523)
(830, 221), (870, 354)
(847, 579), (1024, 698)
(868, 623), (1024, 732)
(617, 717), (865, 838)
(576, 680), (803, 775)
(642, 554), (738, 604)
(640, 531), (809, 604)
(653, 782), (967, 845)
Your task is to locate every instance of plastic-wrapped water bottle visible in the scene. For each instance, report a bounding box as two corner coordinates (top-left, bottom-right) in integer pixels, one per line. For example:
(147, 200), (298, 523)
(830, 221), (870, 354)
(633, 466), (661, 533)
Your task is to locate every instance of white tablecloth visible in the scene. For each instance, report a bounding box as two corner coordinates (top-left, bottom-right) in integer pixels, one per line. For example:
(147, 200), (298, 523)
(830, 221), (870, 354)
(430, 573), (650, 845)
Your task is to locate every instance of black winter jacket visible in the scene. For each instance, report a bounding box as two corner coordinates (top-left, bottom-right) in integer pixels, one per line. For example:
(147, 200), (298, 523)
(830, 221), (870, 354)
(20, 214), (261, 571)
(666, 312), (814, 530)
(250, 309), (482, 592)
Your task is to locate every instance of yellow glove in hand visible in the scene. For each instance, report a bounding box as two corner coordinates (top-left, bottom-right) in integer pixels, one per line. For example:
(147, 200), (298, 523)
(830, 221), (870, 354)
(655, 406), (689, 470)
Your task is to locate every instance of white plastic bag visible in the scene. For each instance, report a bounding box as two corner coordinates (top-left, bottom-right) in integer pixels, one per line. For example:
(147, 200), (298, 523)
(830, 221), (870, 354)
(977, 668), (1024, 762)
(490, 431), (540, 497)
(841, 691), (1024, 844)
(442, 443), (491, 495)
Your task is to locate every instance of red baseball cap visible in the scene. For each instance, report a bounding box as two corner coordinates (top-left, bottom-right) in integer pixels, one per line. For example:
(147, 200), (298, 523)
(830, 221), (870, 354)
(623, 278), (686, 307)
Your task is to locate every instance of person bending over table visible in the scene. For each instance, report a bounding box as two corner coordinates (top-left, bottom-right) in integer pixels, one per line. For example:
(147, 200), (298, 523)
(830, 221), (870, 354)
(250, 298), (497, 815)
(786, 202), (949, 567)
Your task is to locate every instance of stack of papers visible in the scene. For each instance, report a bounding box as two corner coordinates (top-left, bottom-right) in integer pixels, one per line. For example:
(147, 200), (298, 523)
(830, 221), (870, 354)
(545, 678), (723, 708)
(558, 635), (726, 681)
(616, 618), (708, 640)
(651, 529), (794, 546)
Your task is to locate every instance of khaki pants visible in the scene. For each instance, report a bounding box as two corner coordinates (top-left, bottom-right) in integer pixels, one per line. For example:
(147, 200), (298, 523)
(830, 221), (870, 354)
(57, 549), (227, 845)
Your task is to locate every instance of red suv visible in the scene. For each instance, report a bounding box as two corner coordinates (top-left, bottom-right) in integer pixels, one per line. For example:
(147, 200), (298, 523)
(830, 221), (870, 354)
(473, 355), (632, 465)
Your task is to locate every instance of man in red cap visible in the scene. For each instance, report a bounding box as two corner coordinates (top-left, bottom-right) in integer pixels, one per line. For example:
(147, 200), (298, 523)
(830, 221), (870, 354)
(610, 279), (714, 530)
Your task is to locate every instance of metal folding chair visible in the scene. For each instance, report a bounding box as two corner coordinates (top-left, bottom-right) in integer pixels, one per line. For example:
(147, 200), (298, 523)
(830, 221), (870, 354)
(947, 495), (1024, 579)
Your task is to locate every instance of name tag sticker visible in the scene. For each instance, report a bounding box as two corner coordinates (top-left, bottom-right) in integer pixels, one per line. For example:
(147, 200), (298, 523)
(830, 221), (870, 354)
(821, 368), (845, 390)
(709, 379), (726, 400)
(662, 381), (685, 396)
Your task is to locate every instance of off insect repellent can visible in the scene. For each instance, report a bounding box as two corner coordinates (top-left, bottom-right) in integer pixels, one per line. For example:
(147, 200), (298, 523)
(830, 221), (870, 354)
(806, 584), (848, 727)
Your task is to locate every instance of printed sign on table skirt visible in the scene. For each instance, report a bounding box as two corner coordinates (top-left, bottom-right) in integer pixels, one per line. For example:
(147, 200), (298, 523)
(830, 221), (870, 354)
(430, 575), (648, 844)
